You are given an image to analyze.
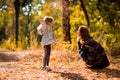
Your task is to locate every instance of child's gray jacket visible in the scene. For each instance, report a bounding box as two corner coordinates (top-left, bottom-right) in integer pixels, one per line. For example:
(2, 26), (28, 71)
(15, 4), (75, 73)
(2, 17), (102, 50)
(37, 24), (57, 46)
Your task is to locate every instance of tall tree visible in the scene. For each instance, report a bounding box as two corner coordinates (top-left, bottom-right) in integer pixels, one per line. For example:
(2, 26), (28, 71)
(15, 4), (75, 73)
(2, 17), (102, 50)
(27, 0), (32, 47)
(79, 0), (90, 27)
(62, 0), (73, 43)
(14, 0), (20, 47)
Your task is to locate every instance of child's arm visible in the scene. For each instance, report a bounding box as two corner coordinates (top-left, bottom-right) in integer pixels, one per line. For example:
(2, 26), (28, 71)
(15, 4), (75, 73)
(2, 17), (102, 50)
(37, 20), (46, 35)
(40, 20), (47, 32)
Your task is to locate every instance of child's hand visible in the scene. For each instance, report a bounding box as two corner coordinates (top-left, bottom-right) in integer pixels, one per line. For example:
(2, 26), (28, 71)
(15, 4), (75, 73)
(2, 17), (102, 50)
(40, 20), (46, 25)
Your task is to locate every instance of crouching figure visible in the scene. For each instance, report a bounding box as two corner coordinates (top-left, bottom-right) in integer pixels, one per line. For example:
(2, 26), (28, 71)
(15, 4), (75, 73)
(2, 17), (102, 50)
(77, 25), (110, 69)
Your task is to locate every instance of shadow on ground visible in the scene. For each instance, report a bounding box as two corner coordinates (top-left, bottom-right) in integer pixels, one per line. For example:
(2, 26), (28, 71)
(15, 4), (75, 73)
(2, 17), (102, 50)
(53, 71), (86, 80)
(0, 51), (20, 62)
(92, 68), (120, 78)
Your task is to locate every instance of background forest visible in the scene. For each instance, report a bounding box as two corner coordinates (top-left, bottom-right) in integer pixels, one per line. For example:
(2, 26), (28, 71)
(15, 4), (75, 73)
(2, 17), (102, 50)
(0, 0), (120, 56)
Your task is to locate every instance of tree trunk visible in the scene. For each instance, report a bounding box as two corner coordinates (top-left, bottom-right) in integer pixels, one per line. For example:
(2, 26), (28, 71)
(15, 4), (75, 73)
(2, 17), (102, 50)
(14, 0), (20, 47)
(27, 0), (32, 47)
(79, 0), (90, 27)
(62, 0), (72, 43)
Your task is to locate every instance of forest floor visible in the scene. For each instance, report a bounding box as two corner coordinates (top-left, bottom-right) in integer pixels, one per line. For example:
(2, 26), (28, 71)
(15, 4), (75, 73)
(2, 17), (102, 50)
(0, 49), (120, 80)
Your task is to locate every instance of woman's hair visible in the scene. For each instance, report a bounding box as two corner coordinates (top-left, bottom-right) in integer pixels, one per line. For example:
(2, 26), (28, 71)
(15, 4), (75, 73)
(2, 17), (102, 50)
(43, 16), (54, 24)
(78, 25), (90, 40)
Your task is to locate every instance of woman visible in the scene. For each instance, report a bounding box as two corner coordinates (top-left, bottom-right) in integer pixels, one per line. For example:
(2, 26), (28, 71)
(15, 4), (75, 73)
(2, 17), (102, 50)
(77, 25), (110, 69)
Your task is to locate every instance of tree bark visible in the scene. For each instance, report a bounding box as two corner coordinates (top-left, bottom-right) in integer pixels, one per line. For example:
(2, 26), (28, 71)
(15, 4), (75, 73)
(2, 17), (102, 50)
(14, 0), (20, 47)
(79, 0), (90, 27)
(62, 0), (72, 43)
(27, 0), (32, 47)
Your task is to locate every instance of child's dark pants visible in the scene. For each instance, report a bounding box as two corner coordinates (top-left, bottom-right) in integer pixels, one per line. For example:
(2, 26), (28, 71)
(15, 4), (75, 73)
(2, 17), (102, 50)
(43, 45), (51, 67)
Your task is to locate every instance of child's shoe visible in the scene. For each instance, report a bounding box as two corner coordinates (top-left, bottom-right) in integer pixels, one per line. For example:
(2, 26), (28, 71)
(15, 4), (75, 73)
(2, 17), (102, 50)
(45, 66), (52, 71)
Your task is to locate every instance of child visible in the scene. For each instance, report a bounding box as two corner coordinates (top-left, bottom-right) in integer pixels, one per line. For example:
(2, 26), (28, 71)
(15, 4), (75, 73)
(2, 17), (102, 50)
(77, 25), (110, 69)
(37, 16), (57, 71)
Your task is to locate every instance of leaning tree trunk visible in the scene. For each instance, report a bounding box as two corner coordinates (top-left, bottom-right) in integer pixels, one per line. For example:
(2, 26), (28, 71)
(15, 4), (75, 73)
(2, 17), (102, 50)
(80, 0), (90, 27)
(14, 0), (20, 47)
(62, 0), (72, 43)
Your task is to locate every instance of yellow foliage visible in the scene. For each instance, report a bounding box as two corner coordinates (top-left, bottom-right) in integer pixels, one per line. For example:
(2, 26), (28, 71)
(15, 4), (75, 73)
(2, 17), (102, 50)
(0, 38), (16, 50)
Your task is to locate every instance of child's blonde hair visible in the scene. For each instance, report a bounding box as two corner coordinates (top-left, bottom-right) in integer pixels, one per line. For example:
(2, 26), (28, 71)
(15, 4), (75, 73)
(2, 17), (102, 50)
(43, 16), (54, 24)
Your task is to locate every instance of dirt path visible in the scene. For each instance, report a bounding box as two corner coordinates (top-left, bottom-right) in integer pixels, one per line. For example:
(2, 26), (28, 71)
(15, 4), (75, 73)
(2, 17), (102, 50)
(0, 50), (120, 80)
